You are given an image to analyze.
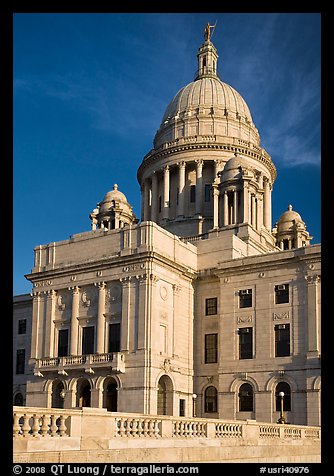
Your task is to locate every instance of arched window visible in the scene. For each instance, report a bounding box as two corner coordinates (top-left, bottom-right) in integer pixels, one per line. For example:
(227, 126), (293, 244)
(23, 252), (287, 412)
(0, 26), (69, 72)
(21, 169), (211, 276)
(103, 377), (118, 412)
(275, 382), (291, 411)
(204, 386), (218, 413)
(157, 375), (173, 416)
(76, 378), (91, 408)
(51, 380), (65, 409)
(14, 392), (24, 406)
(239, 383), (254, 411)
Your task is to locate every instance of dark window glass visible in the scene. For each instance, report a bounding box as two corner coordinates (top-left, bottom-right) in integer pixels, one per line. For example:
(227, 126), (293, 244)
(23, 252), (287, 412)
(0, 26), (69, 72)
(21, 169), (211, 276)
(190, 185), (196, 203)
(204, 386), (218, 413)
(82, 326), (95, 355)
(239, 289), (252, 308)
(108, 323), (121, 353)
(58, 329), (69, 357)
(179, 399), (185, 417)
(16, 349), (25, 374)
(275, 284), (289, 304)
(18, 319), (27, 335)
(275, 324), (290, 357)
(204, 184), (211, 202)
(239, 327), (253, 359)
(205, 297), (217, 315)
(158, 196), (162, 213)
(239, 383), (254, 411)
(275, 382), (291, 411)
(205, 334), (218, 363)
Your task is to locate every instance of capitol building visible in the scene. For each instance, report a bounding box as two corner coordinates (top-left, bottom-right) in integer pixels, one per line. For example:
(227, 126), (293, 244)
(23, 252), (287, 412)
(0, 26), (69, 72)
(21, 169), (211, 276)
(13, 27), (321, 426)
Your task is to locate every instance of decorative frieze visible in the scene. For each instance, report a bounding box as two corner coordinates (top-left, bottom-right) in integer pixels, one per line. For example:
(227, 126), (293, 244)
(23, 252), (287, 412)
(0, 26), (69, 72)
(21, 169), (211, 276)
(33, 280), (53, 288)
(237, 315), (253, 324)
(122, 263), (145, 272)
(273, 311), (289, 321)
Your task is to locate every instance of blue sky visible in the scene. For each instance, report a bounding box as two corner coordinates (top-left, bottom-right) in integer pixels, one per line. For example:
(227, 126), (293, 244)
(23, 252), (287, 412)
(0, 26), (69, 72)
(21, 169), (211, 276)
(13, 13), (321, 296)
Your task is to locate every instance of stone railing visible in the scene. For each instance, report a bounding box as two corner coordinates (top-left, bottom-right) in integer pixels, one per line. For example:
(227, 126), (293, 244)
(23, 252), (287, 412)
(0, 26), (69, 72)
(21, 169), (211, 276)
(34, 352), (125, 374)
(13, 407), (321, 442)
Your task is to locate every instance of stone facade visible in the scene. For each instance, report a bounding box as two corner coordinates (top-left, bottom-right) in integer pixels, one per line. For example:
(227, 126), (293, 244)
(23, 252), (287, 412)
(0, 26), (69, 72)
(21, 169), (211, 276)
(13, 30), (320, 427)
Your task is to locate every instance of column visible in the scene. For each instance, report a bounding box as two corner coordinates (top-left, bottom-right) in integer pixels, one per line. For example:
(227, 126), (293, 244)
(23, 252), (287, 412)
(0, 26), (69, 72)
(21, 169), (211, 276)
(151, 171), (158, 223)
(195, 159), (203, 215)
(162, 165), (170, 220)
(214, 159), (223, 179)
(30, 292), (41, 359)
(223, 191), (228, 226)
(137, 274), (149, 350)
(251, 194), (256, 227)
(120, 277), (132, 351)
(96, 282), (106, 354)
(305, 275), (321, 354)
(177, 161), (186, 217)
(212, 183), (219, 228)
(143, 179), (150, 222)
(43, 290), (56, 358)
(242, 185), (249, 223)
(257, 194), (263, 230)
(233, 189), (238, 224)
(70, 286), (80, 355)
(263, 178), (271, 230)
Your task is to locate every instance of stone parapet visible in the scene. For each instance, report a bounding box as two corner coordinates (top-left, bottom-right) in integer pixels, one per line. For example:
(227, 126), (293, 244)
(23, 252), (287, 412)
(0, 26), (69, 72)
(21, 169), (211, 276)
(13, 406), (320, 463)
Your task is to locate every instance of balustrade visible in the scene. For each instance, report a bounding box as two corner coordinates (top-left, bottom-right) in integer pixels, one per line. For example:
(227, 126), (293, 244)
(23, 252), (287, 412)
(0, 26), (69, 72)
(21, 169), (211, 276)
(13, 410), (69, 437)
(34, 352), (125, 373)
(13, 407), (320, 445)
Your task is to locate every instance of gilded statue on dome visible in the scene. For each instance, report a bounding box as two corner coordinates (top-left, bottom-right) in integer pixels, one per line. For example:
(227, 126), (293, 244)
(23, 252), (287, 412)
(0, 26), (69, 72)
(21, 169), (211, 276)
(204, 21), (217, 41)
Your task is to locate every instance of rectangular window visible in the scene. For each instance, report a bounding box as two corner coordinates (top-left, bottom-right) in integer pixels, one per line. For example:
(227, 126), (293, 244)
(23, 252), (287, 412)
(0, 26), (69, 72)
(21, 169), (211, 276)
(190, 185), (196, 203)
(176, 187), (179, 206)
(18, 319), (27, 335)
(239, 289), (252, 308)
(275, 284), (289, 304)
(58, 329), (69, 357)
(205, 297), (218, 316)
(205, 333), (218, 363)
(204, 184), (211, 202)
(179, 399), (185, 417)
(82, 326), (95, 355)
(108, 323), (121, 353)
(158, 196), (162, 213)
(239, 327), (253, 359)
(275, 324), (290, 357)
(16, 349), (25, 374)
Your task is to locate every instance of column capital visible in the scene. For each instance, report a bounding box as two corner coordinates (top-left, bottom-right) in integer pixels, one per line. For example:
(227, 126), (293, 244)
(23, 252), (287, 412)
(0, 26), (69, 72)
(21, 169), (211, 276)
(136, 273), (148, 284)
(163, 164), (170, 172)
(120, 276), (132, 285)
(177, 161), (186, 169)
(195, 159), (204, 168)
(68, 286), (80, 294)
(94, 281), (106, 290)
(150, 273), (160, 284)
(305, 275), (321, 285)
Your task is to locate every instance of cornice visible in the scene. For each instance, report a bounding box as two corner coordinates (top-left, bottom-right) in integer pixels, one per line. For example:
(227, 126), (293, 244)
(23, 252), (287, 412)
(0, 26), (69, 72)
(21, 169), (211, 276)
(138, 139), (276, 183)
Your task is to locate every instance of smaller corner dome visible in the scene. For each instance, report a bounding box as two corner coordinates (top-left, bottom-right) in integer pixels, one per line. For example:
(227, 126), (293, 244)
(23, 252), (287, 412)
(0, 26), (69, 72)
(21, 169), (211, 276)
(221, 153), (254, 181)
(99, 184), (130, 212)
(277, 205), (305, 231)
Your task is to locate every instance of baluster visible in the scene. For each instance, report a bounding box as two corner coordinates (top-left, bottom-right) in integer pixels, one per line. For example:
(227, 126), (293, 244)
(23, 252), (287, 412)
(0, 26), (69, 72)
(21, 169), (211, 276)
(21, 414), (31, 437)
(31, 414), (40, 436)
(58, 415), (67, 437)
(13, 413), (21, 437)
(50, 414), (58, 436)
(41, 415), (50, 436)
(154, 419), (160, 437)
(143, 419), (148, 437)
